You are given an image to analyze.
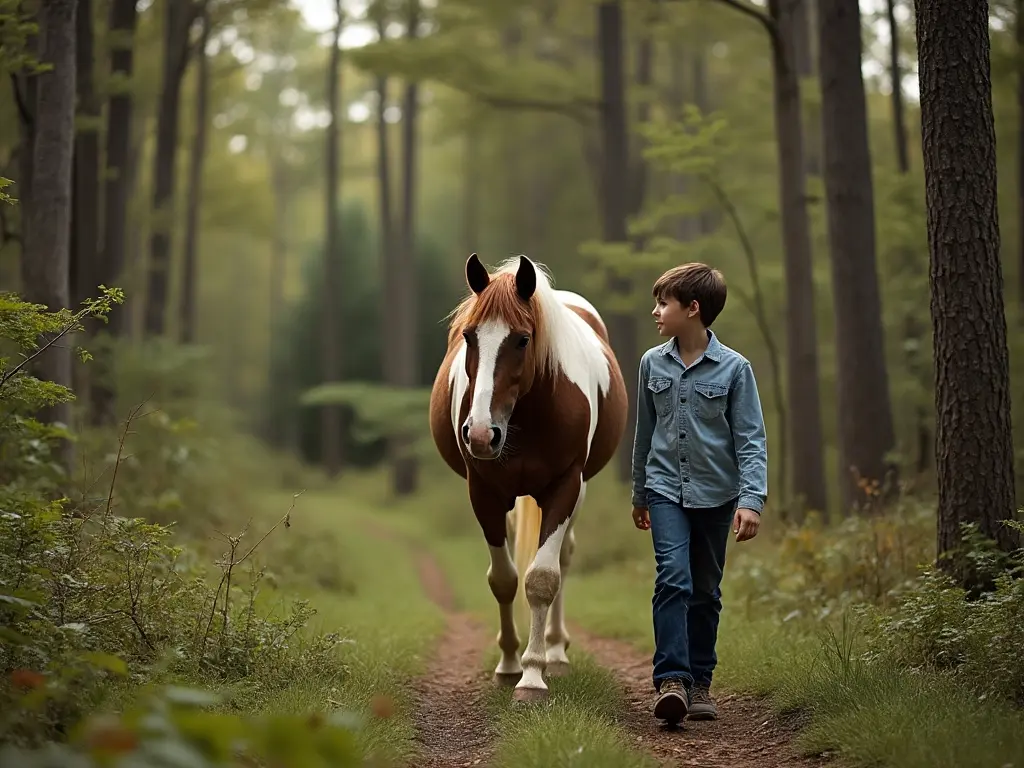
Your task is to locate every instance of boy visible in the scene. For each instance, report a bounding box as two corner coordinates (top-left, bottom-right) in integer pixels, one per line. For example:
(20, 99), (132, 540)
(630, 262), (768, 725)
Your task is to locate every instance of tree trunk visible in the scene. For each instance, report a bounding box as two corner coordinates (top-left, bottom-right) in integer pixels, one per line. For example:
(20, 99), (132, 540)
(769, 0), (829, 516)
(320, 2), (344, 477)
(71, 0), (99, 308)
(916, 0), (1020, 583)
(180, 6), (210, 345)
(818, 0), (897, 510)
(90, 0), (138, 425)
(794, 0), (821, 176)
(144, 0), (198, 338)
(268, 153), (290, 449)
(22, 0), (77, 472)
(462, 125), (480, 255)
(391, 0), (421, 495)
(596, 1), (637, 482)
(889, 0), (909, 175)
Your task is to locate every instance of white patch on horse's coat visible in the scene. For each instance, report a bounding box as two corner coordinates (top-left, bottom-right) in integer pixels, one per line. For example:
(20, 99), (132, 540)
(492, 258), (612, 462)
(516, 481), (585, 695)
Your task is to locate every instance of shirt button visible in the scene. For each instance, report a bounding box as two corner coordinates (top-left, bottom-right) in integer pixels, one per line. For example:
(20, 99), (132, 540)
(683, 477), (690, 483)
(680, 397), (686, 403)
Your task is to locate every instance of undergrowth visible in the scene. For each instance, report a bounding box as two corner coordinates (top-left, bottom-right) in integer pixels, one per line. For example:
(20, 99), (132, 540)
(0, 292), (360, 766)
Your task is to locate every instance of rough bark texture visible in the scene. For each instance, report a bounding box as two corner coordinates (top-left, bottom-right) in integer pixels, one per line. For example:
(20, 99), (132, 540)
(596, 0), (638, 482)
(916, 0), (1020, 579)
(320, 2), (344, 477)
(90, 0), (138, 425)
(180, 7), (210, 345)
(818, 0), (896, 509)
(145, 0), (198, 337)
(23, 0), (77, 471)
(769, 0), (829, 516)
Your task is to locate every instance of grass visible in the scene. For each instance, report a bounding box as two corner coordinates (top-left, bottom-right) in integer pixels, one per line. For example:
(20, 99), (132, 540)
(335, 454), (1024, 768)
(190, 487), (447, 766)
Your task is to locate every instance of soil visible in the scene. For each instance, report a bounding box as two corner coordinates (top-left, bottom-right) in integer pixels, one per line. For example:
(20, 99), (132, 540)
(378, 526), (829, 768)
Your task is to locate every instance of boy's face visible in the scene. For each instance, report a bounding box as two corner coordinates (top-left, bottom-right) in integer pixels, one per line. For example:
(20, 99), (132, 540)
(652, 294), (700, 337)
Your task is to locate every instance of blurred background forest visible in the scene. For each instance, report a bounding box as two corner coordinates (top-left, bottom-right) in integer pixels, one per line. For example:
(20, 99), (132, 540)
(2, 0), (1024, 765)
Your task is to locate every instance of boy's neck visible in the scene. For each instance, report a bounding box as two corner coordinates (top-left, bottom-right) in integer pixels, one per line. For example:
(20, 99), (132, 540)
(674, 327), (710, 358)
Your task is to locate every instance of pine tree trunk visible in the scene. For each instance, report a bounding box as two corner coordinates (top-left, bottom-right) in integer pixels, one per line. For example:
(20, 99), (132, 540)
(320, 2), (344, 477)
(22, 0), (77, 472)
(180, 7), (210, 345)
(90, 0), (138, 425)
(916, 0), (1020, 584)
(818, 0), (897, 510)
(770, 0), (829, 516)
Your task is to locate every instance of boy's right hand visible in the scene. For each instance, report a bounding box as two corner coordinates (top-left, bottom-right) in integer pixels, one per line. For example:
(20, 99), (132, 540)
(632, 506), (650, 531)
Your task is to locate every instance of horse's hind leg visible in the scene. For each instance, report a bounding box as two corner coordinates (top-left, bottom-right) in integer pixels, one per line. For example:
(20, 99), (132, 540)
(544, 483), (584, 676)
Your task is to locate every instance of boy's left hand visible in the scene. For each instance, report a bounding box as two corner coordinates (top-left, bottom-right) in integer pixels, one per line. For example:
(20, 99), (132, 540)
(733, 508), (760, 542)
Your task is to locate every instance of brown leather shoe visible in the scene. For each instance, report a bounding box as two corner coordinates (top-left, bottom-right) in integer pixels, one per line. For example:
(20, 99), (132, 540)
(653, 678), (689, 725)
(687, 683), (718, 720)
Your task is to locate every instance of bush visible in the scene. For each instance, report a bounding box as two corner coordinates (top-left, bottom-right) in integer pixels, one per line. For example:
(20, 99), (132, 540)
(0, 292), (348, 753)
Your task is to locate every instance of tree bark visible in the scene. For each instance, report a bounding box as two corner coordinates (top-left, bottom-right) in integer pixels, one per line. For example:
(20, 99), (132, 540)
(320, 1), (344, 476)
(144, 0), (199, 338)
(71, 0), (99, 308)
(180, 6), (210, 345)
(916, 0), (1020, 582)
(769, 0), (829, 516)
(596, 1), (637, 482)
(22, 0), (77, 471)
(391, 0), (422, 495)
(818, 0), (897, 510)
(1018, 0), (1024, 321)
(90, 0), (138, 425)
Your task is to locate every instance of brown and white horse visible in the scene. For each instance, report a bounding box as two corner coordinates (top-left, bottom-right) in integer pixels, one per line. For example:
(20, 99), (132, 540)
(429, 254), (627, 701)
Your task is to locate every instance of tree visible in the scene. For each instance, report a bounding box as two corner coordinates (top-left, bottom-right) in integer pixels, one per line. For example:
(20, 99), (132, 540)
(916, 0), (1020, 582)
(90, 0), (139, 425)
(321, 0), (345, 477)
(179, 4), (210, 345)
(21, 0), (78, 471)
(818, 0), (896, 509)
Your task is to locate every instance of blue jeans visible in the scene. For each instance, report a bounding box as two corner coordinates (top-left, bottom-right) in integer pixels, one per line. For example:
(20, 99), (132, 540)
(647, 490), (736, 691)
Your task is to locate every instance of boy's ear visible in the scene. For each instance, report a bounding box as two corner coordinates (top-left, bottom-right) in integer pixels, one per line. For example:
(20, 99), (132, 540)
(688, 300), (701, 317)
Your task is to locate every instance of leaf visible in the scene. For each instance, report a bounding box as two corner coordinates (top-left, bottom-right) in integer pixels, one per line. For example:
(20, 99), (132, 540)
(79, 651), (128, 676)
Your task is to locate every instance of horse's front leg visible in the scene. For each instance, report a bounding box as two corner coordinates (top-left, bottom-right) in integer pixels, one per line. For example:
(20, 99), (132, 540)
(514, 472), (584, 702)
(544, 482), (583, 676)
(469, 478), (522, 685)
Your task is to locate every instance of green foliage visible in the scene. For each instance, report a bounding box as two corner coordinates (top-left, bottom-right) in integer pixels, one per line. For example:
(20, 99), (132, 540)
(300, 381), (433, 452)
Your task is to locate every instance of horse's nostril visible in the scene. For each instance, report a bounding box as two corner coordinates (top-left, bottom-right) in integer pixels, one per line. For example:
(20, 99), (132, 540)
(461, 424), (470, 443)
(490, 427), (502, 448)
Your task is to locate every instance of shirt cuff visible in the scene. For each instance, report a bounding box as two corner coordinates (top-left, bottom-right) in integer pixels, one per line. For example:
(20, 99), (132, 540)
(737, 494), (764, 514)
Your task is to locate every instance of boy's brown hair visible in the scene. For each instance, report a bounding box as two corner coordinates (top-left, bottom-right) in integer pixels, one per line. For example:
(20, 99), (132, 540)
(652, 262), (727, 327)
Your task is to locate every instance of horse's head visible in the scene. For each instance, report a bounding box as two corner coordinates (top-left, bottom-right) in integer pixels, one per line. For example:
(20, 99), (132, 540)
(457, 253), (541, 460)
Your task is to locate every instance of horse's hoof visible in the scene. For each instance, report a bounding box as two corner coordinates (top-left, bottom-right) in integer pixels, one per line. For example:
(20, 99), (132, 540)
(546, 660), (570, 677)
(493, 671), (522, 687)
(512, 686), (548, 703)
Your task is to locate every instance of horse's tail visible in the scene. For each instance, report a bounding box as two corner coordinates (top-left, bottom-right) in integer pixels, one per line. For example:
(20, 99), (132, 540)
(512, 495), (542, 611)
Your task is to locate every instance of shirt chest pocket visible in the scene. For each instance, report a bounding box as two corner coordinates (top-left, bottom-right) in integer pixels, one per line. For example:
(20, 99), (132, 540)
(647, 376), (674, 417)
(693, 380), (729, 420)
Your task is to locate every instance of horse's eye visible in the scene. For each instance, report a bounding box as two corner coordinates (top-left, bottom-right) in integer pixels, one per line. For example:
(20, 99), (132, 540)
(517, 335), (530, 349)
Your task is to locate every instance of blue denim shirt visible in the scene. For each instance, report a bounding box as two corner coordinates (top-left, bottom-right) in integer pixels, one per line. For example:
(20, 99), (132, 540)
(631, 331), (768, 514)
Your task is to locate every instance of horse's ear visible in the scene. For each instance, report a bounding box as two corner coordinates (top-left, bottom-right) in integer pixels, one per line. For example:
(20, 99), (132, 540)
(466, 253), (489, 295)
(515, 256), (536, 301)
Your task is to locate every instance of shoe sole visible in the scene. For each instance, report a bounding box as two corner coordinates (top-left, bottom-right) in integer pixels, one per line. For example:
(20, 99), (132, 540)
(686, 708), (718, 721)
(653, 692), (688, 724)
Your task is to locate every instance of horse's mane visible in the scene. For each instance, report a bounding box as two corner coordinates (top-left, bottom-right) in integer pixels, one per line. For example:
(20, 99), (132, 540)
(447, 257), (579, 382)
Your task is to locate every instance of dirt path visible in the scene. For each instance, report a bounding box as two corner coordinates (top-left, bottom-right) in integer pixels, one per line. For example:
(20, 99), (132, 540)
(380, 524), (825, 768)
(404, 550), (496, 768)
(578, 629), (828, 767)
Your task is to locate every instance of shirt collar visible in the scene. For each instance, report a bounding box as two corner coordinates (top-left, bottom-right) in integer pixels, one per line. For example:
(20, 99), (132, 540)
(658, 330), (722, 363)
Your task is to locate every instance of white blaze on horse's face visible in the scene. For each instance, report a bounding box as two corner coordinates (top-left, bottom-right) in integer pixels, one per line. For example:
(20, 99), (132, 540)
(463, 318), (510, 459)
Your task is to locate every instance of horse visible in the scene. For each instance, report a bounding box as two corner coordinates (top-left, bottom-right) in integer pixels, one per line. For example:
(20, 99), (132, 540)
(428, 253), (627, 702)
